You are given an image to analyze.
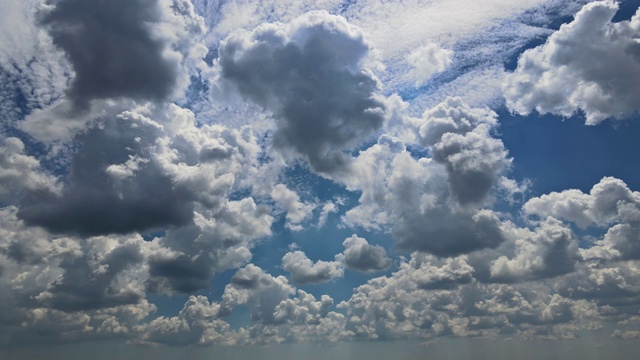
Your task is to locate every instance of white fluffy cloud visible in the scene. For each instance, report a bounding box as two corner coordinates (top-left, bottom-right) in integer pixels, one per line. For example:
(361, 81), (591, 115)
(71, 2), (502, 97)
(490, 218), (580, 282)
(406, 43), (453, 87)
(270, 184), (316, 231)
(0, 137), (60, 196)
(504, 0), (640, 124)
(282, 250), (344, 284)
(524, 177), (640, 261)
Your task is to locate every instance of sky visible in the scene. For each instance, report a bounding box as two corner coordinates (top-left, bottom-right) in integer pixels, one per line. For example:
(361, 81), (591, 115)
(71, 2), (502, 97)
(1, 0), (640, 359)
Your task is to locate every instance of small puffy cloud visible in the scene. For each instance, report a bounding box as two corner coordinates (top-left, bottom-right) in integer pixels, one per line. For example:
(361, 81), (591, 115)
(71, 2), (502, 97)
(339, 235), (391, 273)
(317, 201), (338, 227)
(504, 0), (640, 124)
(282, 250), (344, 284)
(134, 295), (229, 346)
(524, 177), (640, 228)
(406, 42), (453, 87)
(218, 11), (386, 175)
(0, 137), (60, 196)
(270, 184), (315, 231)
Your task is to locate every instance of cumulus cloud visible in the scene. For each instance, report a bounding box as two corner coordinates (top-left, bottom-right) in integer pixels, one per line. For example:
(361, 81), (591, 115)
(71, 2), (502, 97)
(524, 177), (640, 261)
(282, 250), (344, 284)
(270, 184), (315, 231)
(337, 252), (599, 341)
(490, 218), (580, 282)
(221, 264), (295, 323)
(218, 11), (386, 175)
(0, 137), (60, 196)
(146, 199), (272, 294)
(340, 98), (510, 256)
(504, 0), (640, 124)
(273, 290), (333, 324)
(17, 103), (267, 238)
(40, 0), (206, 109)
(338, 235), (391, 273)
(406, 42), (453, 87)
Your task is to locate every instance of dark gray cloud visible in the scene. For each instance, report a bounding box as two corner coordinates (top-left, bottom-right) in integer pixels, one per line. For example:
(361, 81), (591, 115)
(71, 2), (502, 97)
(339, 235), (391, 273)
(394, 208), (505, 257)
(218, 11), (386, 175)
(17, 113), (194, 236)
(40, 0), (179, 109)
(36, 240), (145, 311)
(147, 255), (213, 294)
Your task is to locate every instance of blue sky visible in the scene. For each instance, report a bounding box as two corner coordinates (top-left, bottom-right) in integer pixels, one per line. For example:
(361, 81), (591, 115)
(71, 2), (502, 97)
(2, 0), (640, 358)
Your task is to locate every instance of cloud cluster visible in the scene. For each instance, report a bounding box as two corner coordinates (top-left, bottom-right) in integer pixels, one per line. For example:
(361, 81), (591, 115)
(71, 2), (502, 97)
(282, 235), (390, 284)
(504, 0), (640, 124)
(340, 97), (511, 256)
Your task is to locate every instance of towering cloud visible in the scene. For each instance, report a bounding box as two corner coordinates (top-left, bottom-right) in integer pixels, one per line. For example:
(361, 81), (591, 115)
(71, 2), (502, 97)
(40, 0), (205, 109)
(218, 11), (386, 175)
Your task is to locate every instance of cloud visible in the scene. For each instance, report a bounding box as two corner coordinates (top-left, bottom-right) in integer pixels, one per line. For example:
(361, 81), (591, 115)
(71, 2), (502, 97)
(270, 184), (315, 231)
(490, 218), (580, 282)
(410, 254), (474, 290)
(417, 97), (511, 206)
(504, 0), (640, 124)
(221, 264), (295, 324)
(282, 250), (344, 284)
(17, 102), (267, 239)
(0, 137), (60, 196)
(338, 252), (600, 341)
(273, 290), (333, 324)
(340, 98), (510, 256)
(339, 235), (391, 272)
(146, 198), (272, 294)
(0, 0), (70, 126)
(406, 43), (453, 87)
(16, 106), (193, 236)
(317, 201), (338, 227)
(524, 177), (640, 261)
(39, 0), (206, 109)
(134, 295), (228, 346)
(217, 11), (386, 175)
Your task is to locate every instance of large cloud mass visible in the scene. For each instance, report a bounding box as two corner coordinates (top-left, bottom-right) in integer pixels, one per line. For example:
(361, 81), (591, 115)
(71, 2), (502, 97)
(504, 0), (640, 124)
(218, 11), (386, 175)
